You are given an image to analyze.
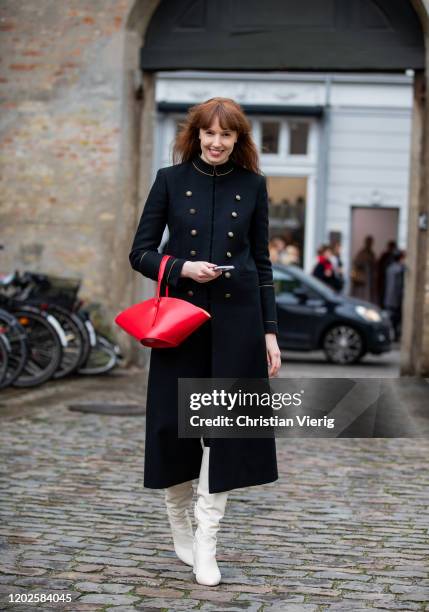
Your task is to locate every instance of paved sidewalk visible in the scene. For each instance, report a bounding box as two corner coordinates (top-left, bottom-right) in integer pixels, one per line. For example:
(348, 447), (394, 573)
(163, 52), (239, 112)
(0, 369), (428, 611)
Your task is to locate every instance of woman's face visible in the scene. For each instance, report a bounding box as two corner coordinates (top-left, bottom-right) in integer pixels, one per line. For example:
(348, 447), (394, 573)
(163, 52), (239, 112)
(199, 116), (238, 165)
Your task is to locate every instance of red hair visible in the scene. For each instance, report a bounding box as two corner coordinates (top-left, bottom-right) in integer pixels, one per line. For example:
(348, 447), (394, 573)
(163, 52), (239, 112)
(172, 97), (261, 174)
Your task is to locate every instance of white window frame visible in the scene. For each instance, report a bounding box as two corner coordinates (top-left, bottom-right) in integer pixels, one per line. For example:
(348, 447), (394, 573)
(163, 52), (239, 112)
(256, 115), (317, 167)
(255, 116), (319, 272)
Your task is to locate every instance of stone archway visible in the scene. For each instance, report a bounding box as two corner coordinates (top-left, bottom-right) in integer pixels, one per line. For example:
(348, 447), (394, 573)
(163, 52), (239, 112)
(113, 0), (161, 366)
(124, 0), (429, 375)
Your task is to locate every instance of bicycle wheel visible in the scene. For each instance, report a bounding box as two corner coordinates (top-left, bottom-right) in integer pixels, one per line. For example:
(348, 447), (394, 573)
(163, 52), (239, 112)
(44, 305), (89, 379)
(0, 309), (28, 389)
(74, 310), (94, 368)
(78, 334), (118, 375)
(0, 334), (9, 387)
(11, 308), (63, 387)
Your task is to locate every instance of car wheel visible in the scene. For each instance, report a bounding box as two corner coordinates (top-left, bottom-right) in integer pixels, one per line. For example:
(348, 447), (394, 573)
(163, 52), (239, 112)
(322, 325), (365, 364)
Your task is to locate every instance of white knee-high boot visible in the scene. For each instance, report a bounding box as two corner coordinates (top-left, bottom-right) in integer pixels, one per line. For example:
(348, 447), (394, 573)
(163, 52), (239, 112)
(193, 446), (229, 586)
(164, 480), (194, 566)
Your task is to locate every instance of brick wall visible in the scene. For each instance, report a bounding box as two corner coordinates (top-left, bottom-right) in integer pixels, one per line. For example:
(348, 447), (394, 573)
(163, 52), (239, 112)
(0, 0), (137, 318)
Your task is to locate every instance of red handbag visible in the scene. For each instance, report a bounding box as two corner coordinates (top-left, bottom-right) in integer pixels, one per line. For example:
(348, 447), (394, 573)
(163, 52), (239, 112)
(115, 255), (211, 348)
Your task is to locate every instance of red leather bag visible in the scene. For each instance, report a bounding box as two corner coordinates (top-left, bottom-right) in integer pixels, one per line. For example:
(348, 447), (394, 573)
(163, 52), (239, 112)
(115, 255), (211, 348)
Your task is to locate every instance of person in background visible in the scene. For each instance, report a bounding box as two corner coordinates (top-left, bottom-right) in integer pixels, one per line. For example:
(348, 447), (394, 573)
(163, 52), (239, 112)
(279, 242), (301, 266)
(312, 244), (342, 291)
(377, 240), (397, 308)
(350, 235), (377, 303)
(329, 241), (345, 293)
(268, 235), (286, 264)
(384, 249), (405, 341)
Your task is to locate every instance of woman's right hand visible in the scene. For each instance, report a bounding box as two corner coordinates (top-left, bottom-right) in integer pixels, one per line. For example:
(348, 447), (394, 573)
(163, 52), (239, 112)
(181, 261), (223, 283)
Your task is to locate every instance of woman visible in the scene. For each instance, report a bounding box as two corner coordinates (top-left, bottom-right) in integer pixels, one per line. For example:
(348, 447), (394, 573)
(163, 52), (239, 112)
(129, 97), (281, 586)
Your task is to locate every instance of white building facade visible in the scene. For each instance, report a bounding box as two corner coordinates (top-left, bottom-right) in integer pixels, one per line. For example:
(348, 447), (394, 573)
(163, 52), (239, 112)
(153, 71), (413, 293)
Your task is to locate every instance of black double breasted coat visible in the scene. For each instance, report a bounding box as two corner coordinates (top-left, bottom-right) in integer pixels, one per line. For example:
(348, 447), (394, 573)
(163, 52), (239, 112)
(129, 153), (279, 493)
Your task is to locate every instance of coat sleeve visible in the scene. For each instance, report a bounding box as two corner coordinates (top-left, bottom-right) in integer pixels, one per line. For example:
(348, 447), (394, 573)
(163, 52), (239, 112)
(128, 168), (187, 288)
(249, 174), (278, 336)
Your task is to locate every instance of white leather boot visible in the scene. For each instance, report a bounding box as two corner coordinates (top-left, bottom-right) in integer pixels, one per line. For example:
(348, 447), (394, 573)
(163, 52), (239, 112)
(164, 480), (194, 566)
(193, 446), (228, 586)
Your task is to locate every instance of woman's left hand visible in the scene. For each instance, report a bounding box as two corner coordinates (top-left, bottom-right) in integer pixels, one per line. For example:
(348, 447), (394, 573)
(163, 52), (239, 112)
(265, 333), (281, 378)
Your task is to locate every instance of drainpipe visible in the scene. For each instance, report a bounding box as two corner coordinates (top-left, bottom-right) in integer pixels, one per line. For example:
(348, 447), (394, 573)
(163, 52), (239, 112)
(315, 74), (333, 260)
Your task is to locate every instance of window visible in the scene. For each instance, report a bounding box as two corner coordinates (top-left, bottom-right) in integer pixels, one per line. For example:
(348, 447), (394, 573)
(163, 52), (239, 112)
(266, 176), (306, 267)
(273, 268), (322, 300)
(261, 121), (280, 154)
(258, 117), (312, 159)
(289, 121), (309, 155)
(273, 269), (302, 296)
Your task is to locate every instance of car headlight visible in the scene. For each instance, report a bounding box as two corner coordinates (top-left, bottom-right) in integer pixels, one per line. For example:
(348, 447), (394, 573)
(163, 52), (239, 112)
(355, 305), (382, 322)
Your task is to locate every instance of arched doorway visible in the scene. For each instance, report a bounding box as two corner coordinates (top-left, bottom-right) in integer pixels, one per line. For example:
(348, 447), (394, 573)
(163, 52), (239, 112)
(124, 0), (429, 375)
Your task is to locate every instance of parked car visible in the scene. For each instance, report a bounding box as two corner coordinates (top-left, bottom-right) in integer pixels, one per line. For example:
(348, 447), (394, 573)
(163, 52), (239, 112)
(273, 264), (393, 364)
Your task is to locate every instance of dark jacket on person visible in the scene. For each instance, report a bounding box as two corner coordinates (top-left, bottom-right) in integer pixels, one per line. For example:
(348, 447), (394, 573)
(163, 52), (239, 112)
(312, 255), (342, 291)
(384, 261), (404, 310)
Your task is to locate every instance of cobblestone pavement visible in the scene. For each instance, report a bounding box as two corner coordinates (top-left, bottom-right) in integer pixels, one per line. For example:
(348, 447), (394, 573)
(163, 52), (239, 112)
(0, 368), (428, 611)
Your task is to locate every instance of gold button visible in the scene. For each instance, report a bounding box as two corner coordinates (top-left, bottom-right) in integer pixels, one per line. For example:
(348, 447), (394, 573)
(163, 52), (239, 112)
(225, 271), (231, 278)
(189, 208), (196, 214)
(225, 293), (231, 298)
(190, 229), (197, 236)
(235, 194), (241, 201)
(186, 190), (192, 196)
(228, 231), (234, 238)
(190, 250), (196, 256)
(226, 251), (232, 258)
(231, 211), (238, 218)
(187, 290), (194, 297)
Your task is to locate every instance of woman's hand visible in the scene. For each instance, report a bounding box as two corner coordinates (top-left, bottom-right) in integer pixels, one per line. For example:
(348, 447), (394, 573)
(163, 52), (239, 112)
(181, 261), (223, 283)
(265, 333), (281, 378)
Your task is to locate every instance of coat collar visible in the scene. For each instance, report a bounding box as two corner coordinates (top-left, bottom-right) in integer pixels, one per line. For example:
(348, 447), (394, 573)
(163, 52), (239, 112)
(191, 153), (235, 176)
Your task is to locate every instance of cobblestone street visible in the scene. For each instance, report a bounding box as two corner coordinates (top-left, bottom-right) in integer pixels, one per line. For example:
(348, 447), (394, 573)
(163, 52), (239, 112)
(0, 368), (428, 611)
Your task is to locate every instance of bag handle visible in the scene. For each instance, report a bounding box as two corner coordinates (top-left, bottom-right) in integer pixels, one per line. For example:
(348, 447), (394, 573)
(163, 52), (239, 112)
(156, 254), (172, 300)
(149, 255), (172, 328)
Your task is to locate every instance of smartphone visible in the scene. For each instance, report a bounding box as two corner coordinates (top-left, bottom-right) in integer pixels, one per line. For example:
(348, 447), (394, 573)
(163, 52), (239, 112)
(213, 265), (235, 271)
